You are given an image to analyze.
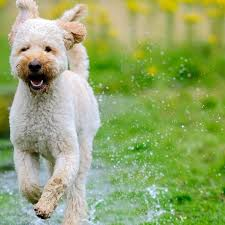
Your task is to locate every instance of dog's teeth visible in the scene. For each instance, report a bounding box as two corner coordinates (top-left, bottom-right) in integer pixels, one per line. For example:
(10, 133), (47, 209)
(31, 80), (44, 87)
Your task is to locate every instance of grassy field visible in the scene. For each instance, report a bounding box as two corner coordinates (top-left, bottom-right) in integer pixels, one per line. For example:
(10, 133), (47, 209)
(0, 86), (224, 224)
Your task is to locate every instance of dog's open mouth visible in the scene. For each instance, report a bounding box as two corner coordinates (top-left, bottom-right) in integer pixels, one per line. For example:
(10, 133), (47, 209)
(28, 74), (48, 92)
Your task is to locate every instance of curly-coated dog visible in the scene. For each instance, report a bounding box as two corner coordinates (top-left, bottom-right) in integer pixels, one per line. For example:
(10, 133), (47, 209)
(9, 0), (100, 224)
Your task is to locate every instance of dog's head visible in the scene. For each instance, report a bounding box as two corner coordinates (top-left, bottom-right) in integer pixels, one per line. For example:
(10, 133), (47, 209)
(9, 0), (87, 93)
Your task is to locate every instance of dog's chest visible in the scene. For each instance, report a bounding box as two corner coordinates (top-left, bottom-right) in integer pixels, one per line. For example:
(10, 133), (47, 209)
(13, 108), (56, 156)
(10, 92), (75, 159)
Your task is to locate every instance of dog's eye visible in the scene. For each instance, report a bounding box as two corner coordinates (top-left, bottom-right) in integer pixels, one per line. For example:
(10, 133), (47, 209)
(45, 46), (52, 52)
(21, 47), (29, 52)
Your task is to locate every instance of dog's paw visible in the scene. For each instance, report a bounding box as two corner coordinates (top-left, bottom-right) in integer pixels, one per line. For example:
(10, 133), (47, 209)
(34, 201), (55, 220)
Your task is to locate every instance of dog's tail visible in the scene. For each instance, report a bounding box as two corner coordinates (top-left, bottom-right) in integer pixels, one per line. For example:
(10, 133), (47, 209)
(67, 44), (89, 80)
(60, 4), (89, 80)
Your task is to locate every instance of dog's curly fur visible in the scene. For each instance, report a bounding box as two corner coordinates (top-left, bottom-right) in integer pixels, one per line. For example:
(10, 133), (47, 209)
(9, 1), (100, 224)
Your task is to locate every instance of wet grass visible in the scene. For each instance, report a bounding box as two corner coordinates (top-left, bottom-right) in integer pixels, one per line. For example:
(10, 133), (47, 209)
(0, 87), (225, 224)
(0, 141), (13, 172)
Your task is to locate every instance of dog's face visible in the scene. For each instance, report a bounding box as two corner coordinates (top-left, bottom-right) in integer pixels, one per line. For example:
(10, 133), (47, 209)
(10, 19), (68, 92)
(9, 0), (87, 93)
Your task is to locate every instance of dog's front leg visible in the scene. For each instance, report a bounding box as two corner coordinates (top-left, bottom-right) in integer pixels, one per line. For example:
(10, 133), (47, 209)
(14, 149), (42, 204)
(34, 145), (80, 220)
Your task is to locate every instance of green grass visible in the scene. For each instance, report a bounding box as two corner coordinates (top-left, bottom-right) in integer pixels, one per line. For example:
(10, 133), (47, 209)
(0, 36), (15, 85)
(94, 87), (225, 224)
(0, 86), (224, 224)
(0, 140), (13, 172)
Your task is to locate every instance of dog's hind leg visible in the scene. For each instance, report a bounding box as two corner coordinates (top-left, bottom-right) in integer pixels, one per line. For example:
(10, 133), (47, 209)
(62, 138), (93, 225)
(45, 159), (55, 178)
(14, 149), (42, 204)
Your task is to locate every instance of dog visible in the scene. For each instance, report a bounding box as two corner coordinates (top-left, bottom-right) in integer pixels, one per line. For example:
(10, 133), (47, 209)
(9, 0), (100, 224)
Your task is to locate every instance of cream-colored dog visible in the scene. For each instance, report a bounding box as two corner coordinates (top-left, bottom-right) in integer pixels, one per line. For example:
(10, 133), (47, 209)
(9, 0), (100, 224)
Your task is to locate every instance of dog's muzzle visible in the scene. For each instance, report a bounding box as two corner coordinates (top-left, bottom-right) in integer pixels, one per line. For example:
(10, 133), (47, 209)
(28, 73), (48, 92)
(27, 60), (48, 92)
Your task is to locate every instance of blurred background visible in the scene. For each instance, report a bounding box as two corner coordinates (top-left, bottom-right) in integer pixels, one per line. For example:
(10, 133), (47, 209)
(0, 0), (225, 137)
(0, 1), (225, 224)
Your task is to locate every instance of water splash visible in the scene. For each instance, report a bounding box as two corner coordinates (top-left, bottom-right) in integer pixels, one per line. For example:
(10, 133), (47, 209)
(145, 185), (174, 223)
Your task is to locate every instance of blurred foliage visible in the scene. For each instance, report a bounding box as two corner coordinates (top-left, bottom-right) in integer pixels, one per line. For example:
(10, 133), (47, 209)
(0, 95), (11, 137)
(0, 0), (224, 138)
(41, 0), (225, 46)
(49, 0), (74, 19)
(87, 39), (225, 93)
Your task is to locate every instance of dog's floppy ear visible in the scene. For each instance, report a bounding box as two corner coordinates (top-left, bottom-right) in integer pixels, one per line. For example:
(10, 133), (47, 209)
(60, 4), (88, 22)
(58, 21), (87, 50)
(57, 4), (87, 50)
(9, 0), (39, 45)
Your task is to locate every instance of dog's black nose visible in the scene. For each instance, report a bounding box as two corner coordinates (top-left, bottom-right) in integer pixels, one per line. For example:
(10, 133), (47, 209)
(28, 60), (42, 72)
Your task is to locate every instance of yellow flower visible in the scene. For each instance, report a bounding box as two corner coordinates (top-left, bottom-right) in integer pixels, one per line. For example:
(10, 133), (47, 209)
(217, 0), (225, 7)
(202, 0), (225, 7)
(0, 0), (7, 8)
(147, 66), (158, 77)
(133, 49), (145, 60)
(126, 0), (150, 15)
(181, 0), (197, 4)
(201, 0), (214, 5)
(159, 0), (178, 13)
(208, 34), (218, 45)
(183, 12), (202, 24)
(108, 28), (118, 38)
